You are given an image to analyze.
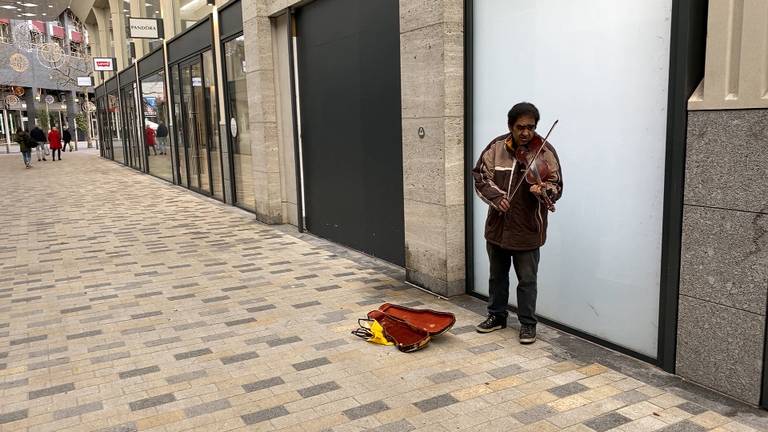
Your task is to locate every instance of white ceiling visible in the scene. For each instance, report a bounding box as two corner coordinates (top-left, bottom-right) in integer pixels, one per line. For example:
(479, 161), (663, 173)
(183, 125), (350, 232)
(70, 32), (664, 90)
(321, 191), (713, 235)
(0, 0), (71, 20)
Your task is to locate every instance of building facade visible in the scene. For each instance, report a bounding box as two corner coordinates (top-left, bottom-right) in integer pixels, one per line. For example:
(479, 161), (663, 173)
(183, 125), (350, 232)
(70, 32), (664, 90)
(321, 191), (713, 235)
(90, 0), (768, 408)
(0, 11), (95, 150)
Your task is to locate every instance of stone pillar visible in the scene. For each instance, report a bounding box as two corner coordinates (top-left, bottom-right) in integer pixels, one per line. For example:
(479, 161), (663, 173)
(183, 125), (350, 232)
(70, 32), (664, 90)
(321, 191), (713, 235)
(23, 88), (35, 130)
(66, 90), (77, 137)
(677, 109), (768, 404)
(108, 0), (128, 69)
(399, 0), (465, 296)
(242, 1), (283, 224)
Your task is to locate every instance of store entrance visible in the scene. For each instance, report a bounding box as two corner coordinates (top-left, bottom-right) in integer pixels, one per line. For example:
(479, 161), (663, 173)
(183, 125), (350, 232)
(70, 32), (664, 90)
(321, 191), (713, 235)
(178, 57), (212, 194)
(120, 83), (143, 171)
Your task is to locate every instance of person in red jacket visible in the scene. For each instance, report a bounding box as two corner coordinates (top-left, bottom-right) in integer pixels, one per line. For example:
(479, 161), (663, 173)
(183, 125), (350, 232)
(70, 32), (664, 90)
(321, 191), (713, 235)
(145, 124), (157, 155)
(48, 127), (62, 161)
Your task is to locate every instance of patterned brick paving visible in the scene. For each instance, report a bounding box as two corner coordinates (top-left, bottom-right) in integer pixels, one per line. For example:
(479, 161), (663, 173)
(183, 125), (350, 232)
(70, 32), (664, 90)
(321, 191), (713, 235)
(0, 152), (766, 431)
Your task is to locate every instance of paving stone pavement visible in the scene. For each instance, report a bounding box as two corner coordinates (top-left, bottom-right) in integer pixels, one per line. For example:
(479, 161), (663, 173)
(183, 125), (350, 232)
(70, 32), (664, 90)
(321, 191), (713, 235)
(1, 153), (767, 432)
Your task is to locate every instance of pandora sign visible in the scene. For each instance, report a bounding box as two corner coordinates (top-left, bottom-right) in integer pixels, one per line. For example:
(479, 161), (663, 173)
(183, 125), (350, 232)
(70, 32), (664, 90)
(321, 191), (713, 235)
(128, 17), (163, 39)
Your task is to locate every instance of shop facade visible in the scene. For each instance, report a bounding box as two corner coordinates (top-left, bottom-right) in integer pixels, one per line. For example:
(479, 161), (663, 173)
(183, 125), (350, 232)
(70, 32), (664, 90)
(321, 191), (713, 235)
(93, 0), (768, 408)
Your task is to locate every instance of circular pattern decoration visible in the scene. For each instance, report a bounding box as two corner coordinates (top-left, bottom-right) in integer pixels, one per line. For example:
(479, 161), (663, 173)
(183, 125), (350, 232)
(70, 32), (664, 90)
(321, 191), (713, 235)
(12, 23), (35, 52)
(44, 95), (55, 104)
(36, 43), (67, 69)
(82, 101), (96, 112)
(9, 53), (30, 73)
(13, 86), (25, 97)
(5, 94), (20, 108)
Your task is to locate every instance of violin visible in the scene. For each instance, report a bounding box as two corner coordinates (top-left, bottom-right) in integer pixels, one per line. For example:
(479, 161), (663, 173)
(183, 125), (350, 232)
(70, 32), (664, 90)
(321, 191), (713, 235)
(506, 120), (558, 212)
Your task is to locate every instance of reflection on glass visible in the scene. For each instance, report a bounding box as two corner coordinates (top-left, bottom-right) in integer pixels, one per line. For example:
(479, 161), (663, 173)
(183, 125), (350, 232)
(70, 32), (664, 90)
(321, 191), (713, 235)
(203, 50), (223, 200)
(172, 65), (188, 187)
(121, 84), (142, 171)
(191, 61), (210, 193)
(177, 0), (210, 30)
(182, 63), (200, 190)
(224, 35), (254, 210)
(141, 70), (172, 182)
(109, 92), (124, 164)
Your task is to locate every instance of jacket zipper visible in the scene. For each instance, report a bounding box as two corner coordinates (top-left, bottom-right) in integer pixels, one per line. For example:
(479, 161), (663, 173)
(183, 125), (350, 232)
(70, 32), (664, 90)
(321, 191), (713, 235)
(536, 203), (544, 244)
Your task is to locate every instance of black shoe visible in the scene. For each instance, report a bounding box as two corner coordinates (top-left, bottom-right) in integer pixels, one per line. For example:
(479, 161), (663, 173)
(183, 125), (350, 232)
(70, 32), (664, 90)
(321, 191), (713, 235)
(476, 315), (507, 333)
(43, 158), (47, 161)
(519, 324), (536, 344)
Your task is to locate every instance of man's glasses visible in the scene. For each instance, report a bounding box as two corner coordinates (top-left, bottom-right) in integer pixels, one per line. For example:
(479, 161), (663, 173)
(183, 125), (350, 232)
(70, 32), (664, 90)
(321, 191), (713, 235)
(514, 124), (536, 132)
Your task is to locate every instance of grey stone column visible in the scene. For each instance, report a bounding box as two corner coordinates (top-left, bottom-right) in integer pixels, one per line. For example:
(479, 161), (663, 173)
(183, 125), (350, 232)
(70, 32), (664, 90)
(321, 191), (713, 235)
(24, 87), (37, 129)
(399, 1), (465, 297)
(66, 90), (77, 132)
(242, 1), (283, 224)
(677, 109), (768, 404)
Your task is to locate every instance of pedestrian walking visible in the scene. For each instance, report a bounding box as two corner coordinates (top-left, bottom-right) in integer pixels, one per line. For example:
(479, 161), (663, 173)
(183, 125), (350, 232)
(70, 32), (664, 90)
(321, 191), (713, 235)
(472, 102), (563, 344)
(14, 128), (34, 168)
(62, 127), (72, 152)
(30, 125), (47, 161)
(156, 121), (168, 155)
(48, 127), (62, 161)
(145, 124), (157, 155)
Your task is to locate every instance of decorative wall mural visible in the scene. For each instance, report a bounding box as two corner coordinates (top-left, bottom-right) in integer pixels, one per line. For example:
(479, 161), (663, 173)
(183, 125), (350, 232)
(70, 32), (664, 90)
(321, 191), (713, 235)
(12, 22), (35, 52)
(5, 94), (20, 108)
(9, 53), (30, 73)
(37, 42), (67, 69)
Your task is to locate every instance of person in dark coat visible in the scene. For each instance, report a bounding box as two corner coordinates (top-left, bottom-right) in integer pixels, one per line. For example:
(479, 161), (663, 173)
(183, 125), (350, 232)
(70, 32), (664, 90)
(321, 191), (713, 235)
(48, 127), (62, 161)
(156, 122), (168, 155)
(15, 128), (33, 168)
(30, 125), (47, 161)
(62, 127), (72, 152)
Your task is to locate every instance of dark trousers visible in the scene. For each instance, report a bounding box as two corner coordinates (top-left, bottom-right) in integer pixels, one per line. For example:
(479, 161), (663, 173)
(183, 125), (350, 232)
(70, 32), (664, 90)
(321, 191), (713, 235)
(52, 149), (61, 160)
(62, 141), (70, 151)
(487, 242), (540, 326)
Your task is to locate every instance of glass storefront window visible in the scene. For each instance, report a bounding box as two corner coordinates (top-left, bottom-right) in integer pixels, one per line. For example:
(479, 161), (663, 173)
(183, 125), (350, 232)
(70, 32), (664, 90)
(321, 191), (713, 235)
(224, 35), (254, 210)
(171, 65), (188, 187)
(121, 83), (142, 171)
(141, 70), (172, 182)
(203, 50), (224, 200)
(177, 0), (211, 30)
(108, 92), (124, 164)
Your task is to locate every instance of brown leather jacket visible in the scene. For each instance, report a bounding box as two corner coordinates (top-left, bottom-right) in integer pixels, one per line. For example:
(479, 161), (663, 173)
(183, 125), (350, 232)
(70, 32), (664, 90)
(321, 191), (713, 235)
(472, 133), (563, 250)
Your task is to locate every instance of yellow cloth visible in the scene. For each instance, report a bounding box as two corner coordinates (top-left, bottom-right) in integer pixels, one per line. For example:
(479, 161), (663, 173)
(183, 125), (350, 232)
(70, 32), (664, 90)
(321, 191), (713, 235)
(366, 320), (393, 346)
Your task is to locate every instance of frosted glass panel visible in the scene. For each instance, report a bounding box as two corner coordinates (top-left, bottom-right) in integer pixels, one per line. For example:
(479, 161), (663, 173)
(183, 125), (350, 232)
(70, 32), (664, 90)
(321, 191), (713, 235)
(472, 0), (672, 357)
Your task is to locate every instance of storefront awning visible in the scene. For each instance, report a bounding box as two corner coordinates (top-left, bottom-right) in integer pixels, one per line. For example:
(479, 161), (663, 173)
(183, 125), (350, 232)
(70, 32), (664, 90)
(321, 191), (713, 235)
(51, 25), (65, 39)
(30, 20), (46, 34)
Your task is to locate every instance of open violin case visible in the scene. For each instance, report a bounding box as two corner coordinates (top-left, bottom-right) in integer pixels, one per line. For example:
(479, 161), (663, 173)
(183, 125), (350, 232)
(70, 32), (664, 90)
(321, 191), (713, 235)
(361, 303), (456, 353)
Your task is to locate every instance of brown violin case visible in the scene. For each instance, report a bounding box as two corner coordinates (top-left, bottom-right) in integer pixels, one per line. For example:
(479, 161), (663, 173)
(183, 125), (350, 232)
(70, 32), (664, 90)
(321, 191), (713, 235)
(377, 303), (456, 336)
(367, 309), (430, 353)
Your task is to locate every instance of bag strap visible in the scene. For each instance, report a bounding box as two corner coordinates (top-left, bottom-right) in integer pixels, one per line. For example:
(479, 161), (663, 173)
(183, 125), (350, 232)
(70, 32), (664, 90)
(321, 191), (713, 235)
(351, 318), (375, 340)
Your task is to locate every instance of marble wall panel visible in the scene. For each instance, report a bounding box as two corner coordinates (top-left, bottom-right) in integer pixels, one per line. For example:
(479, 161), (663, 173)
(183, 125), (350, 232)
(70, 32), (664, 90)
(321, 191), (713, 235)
(685, 110), (768, 213)
(680, 206), (767, 314)
(676, 295), (765, 404)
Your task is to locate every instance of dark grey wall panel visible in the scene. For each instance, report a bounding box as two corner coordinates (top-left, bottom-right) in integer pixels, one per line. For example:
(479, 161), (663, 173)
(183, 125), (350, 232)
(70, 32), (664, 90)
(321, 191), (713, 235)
(138, 47), (165, 77)
(168, 17), (212, 64)
(677, 109), (768, 407)
(296, 0), (404, 266)
(118, 65), (136, 85)
(105, 76), (118, 93)
(220, 0), (243, 40)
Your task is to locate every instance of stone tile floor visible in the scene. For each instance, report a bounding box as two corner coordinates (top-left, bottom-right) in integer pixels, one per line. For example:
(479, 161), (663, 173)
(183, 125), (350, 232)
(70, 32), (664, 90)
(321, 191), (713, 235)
(1, 152), (767, 432)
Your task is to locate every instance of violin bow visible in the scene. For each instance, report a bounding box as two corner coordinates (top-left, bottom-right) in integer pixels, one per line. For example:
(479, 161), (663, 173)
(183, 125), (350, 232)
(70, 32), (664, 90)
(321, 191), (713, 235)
(507, 119), (559, 201)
